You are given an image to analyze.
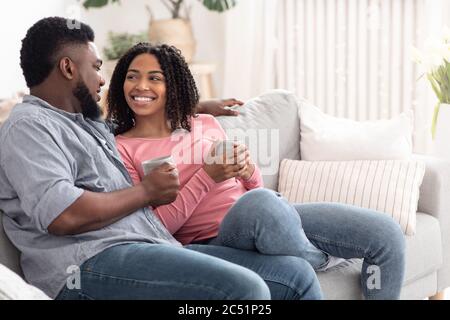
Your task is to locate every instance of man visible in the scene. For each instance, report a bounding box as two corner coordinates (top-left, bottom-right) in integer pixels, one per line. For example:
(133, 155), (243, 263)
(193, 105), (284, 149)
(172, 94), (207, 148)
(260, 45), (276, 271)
(0, 17), (321, 300)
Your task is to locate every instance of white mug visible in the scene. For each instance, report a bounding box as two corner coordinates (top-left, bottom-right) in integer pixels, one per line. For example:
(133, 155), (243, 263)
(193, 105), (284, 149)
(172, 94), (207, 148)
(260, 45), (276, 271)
(142, 156), (174, 175)
(214, 140), (236, 157)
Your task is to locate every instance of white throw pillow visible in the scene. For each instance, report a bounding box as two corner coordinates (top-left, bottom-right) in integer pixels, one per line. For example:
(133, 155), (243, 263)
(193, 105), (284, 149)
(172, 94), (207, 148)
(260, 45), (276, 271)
(298, 99), (414, 161)
(279, 159), (426, 235)
(0, 264), (50, 300)
(217, 90), (301, 190)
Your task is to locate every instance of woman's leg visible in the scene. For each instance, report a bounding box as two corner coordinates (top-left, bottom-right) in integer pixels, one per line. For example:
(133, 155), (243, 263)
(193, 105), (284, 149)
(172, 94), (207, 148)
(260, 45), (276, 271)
(212, 188), (329, 270)
(294, 203), (406, 300)
(187, 244), (323, 300)
(56, 243), (270, 300)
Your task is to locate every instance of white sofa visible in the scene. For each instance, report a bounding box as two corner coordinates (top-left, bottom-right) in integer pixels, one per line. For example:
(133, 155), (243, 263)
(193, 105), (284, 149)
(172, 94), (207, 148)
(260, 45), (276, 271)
(216, 90), (449, 300)
(1, 90), (449, 299)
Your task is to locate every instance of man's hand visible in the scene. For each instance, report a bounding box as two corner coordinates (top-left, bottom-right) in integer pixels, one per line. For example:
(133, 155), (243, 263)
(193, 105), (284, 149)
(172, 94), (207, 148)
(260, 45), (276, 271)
(197, 98), (244, 117)
(141, 163), (180, 208)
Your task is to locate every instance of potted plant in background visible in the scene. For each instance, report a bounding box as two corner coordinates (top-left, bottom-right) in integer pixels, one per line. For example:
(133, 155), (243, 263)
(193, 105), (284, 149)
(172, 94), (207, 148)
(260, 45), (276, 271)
(102, 31), (147, 84)
(414, 27), (450, 158)
(80, 0), (237, 63)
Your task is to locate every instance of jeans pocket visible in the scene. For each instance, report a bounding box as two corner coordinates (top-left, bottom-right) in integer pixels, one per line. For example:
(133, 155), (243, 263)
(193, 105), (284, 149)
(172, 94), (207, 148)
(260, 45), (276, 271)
(80, 253), (101, 273)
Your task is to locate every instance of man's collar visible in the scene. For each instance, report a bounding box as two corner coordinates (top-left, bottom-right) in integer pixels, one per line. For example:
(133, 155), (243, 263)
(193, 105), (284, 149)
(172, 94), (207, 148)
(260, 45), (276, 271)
(23, 95), (107, 125)
(23, 95), (80, 120)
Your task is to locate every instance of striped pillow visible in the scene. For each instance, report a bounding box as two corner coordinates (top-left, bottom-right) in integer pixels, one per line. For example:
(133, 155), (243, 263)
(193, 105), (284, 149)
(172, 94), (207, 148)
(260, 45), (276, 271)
(278, 159), (426, 235)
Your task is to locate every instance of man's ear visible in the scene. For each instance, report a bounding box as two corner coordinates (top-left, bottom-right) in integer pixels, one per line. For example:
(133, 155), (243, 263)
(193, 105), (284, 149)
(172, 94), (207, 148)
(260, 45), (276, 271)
(58, 57), (77, 80)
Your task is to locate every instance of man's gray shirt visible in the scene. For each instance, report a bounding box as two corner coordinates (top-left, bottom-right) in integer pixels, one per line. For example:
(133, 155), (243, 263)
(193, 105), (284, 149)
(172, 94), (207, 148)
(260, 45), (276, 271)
(0, 95), (180, 299)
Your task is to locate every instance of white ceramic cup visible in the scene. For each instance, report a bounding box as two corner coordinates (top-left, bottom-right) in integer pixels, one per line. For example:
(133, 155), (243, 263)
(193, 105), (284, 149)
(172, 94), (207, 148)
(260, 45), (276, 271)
(142, 156), (174, 175)
(214, 140), (236, 158)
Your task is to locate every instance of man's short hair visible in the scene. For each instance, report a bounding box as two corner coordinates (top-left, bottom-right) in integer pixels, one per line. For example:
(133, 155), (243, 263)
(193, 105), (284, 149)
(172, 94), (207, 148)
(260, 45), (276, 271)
(20, 17), (95, 88)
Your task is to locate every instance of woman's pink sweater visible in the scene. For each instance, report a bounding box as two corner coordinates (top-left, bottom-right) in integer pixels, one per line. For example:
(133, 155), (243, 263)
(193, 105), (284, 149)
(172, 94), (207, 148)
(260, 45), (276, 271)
(116, 114), (263, 245)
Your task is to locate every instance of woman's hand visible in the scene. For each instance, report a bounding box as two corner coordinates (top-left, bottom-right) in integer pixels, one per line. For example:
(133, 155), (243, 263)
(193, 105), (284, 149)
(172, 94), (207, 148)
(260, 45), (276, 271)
(237, 146), (255, 181)
(203, 142), (248, 183)
(197, 98), (244, 117)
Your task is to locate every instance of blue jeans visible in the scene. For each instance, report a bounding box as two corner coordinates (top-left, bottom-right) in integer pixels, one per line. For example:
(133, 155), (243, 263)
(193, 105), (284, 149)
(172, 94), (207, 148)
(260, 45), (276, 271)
(212, 189), (406, 300)
(56, 242), (322, 300)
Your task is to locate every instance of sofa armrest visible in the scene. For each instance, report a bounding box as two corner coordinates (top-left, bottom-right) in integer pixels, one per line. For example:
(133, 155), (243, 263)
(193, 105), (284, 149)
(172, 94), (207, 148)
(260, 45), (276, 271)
(413, 154), (450, 292)
(415, 154), (450, 219)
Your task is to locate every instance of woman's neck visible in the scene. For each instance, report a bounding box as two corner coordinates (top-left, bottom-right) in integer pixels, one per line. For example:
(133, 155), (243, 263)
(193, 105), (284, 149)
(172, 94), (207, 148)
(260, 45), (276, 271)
(127, 113), (172, 139)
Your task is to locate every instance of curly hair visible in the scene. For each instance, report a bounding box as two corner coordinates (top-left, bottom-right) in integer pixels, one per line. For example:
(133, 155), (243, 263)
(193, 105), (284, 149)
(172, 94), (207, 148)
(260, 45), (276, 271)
(107, 43), (199, 135)
(20, 17), (94, 88)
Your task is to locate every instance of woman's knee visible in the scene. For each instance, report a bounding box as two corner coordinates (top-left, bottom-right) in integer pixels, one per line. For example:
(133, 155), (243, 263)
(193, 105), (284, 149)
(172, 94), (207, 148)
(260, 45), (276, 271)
(238, 189), (280, 206)
(227, 189), (280, 222)
(385, 220), (406, 255)
(225, 188), (301, 232)
(237, 189), (294, 217)
(369, 214), (406, 256)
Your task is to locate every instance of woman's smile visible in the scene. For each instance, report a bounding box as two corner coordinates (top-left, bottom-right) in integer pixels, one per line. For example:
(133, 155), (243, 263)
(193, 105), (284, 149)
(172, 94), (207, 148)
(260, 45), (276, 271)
(129, 94), (158, 107)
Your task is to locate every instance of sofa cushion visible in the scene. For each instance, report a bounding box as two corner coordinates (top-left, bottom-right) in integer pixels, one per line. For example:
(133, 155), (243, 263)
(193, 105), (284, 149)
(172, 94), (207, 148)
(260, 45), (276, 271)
(279, 159), (426, 235)
(0, 264), (50, 300)
(217, 90), (301, 190)
(0, 211), (22, 277)
(317, 212), (442, 299)
(298, 99), (414, 161)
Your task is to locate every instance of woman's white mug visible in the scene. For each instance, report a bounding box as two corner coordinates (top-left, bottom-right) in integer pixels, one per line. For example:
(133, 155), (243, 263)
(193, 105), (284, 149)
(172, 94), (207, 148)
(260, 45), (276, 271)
(213, 140), (238, 165)
(142, 156), (174, 175)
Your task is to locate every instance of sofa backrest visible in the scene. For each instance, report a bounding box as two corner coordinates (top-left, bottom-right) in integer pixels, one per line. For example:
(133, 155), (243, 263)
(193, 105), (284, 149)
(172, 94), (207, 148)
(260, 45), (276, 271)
(217, 90), (301, 190)
(0, 211), (22, 277)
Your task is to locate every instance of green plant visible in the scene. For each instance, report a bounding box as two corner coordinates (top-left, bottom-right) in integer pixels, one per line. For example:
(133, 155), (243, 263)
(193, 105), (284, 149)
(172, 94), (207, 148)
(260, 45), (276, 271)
(80, 0), (237, 19)
(103, 31), (147, 61)
(413, 27), (450, 139)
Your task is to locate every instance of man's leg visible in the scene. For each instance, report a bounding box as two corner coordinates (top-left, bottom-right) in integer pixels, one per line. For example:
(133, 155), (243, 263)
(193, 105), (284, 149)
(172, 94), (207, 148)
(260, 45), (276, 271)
(294, 203), (406, 300)
(212, 189), (329, 270)
(56, 243), (270, 300)
(187, 244), (323, 300)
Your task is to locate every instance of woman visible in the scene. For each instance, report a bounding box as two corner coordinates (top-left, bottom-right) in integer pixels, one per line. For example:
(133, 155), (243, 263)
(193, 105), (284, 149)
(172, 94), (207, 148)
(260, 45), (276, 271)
(107, 43), (405, 299)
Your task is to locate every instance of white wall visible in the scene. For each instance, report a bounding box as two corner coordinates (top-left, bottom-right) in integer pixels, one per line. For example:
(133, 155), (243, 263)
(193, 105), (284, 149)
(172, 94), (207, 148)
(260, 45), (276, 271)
(0, 0), (227, 98)
(0, 0), (74, 98)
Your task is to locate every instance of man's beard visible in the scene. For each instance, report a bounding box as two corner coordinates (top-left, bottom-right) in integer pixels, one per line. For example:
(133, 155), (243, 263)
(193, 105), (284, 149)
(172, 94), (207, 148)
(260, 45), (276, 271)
(73, 81), (102, 120)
